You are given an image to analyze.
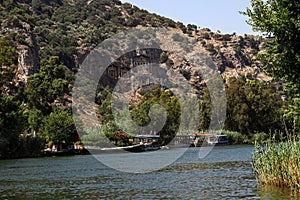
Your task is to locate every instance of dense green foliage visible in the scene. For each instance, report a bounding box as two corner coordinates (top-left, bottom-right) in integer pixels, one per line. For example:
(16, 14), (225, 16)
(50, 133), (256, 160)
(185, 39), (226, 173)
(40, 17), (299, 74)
(246, 0), (300, 135)
(225, 77), (283, 135)
(42, 107), (78, 146)
(197, 77), (283, 136)
(0, 36), (79, 158)
(0, 0), (183, 69)
(132, 87), (181, 145)
(97, 79), (284, 145)
(245, 0), (300, 90)
(98, 86), (181, 145)
(26, 56), (70, 111)
(0, 37), (26, 158)
(246, 0), (300, 191)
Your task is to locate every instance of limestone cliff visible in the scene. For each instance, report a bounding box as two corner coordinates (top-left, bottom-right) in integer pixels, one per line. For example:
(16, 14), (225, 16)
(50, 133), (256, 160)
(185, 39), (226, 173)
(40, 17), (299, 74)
(0, 0), (270, 86)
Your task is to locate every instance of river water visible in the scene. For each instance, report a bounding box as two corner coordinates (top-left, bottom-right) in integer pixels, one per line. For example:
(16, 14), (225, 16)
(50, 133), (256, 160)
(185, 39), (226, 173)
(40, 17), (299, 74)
(1, 145), (299, 199)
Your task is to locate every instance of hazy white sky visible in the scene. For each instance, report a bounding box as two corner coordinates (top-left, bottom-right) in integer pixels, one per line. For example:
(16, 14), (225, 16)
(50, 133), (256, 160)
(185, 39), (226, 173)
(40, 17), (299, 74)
(120, 0), (258, 35)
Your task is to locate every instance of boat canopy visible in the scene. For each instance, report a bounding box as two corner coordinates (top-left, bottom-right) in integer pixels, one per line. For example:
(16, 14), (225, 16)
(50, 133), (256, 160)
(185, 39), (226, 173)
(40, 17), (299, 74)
(194, 134), (227, 137)
(194, 134), (215, 137)
(215, 134), (227, 137)
(135, 135), (160, 138)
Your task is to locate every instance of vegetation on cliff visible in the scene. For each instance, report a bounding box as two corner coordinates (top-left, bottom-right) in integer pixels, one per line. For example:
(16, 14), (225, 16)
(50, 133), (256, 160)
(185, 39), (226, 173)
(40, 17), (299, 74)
(0, 0), (295, 158)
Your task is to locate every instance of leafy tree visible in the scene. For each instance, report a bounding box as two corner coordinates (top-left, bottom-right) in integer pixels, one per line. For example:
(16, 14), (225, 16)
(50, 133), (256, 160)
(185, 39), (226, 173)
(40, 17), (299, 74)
(176, 21), (187, 33)
(32, 0), (42, 13)
(0, 38), (17, 67)
(0, 95), (26, 158)
(130, 88), (180, 145)
(225, 78), (250, 134)
(187, 24), (197, 31)
(0, 37), (18, 95)
(0, 37), (26, 158)
(28, 107), (43, 136)
(99, 92), (114, 125)
(99, 86), (181, 145)
(283, 97), (300, 134)
(245, 0), (300, 92)
(42, 107), (79, 147)
(26, 56), (69, 112)
(198, 87), (211, 130)
(245, 0), (300, 135)
(17, 136), (44, 157)
(126, 17), (140, 27)
(244, 80), (282, 133)
(225, 78), (283, 135)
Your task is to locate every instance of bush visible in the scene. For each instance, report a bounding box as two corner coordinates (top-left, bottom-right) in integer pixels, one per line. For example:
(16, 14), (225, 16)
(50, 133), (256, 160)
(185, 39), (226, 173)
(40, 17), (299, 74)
(166, 58), (174, 67)
(206, 43), (215, 52)
(200, 40), (206, 46)
(160, 52), (168, 63)
(203, 33), (210, 39)
(17, 136), (44, 158)
(221, 130), (244, 144)
(103, 130), (134, 146)
(250, 132), (269, 144)
(222, 34), (232, 41)
(172, 33), (184, 42)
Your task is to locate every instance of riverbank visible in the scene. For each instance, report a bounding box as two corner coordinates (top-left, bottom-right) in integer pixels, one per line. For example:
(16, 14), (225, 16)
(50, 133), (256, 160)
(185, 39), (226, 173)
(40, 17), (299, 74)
(0, 148), (90, 160)
(42, 148), (90, 157)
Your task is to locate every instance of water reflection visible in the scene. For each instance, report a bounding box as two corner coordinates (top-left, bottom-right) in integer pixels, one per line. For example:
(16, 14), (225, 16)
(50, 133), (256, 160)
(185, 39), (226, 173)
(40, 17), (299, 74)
(258, 185), (299, 200)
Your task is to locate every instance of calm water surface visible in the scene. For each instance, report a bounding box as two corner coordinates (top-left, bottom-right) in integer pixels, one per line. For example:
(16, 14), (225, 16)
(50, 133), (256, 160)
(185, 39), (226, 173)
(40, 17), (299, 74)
(1, 145), (299, 199)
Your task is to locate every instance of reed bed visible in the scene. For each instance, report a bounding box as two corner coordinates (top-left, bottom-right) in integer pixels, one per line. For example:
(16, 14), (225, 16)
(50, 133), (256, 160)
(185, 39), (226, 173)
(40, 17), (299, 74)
(252, 136), (300, 192)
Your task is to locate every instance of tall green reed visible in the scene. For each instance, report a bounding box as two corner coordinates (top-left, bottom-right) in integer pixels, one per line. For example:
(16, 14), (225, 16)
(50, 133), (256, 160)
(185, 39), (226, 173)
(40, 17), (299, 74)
(252, 134), (300, 192)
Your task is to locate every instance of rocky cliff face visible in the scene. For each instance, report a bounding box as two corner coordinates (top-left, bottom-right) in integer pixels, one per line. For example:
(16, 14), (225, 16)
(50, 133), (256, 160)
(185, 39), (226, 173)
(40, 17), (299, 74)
(0, 0), (270, 86)
(0, 6), (40, 82)
(0, 32), (40, 82)
(170, 28), (270, 83)
(17, 39), (39, 81)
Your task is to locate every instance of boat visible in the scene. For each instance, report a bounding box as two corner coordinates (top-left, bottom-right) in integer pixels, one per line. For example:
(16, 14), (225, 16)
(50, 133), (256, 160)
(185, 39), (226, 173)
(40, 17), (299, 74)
(87, 135), (161, 153)
(43, 143), (89, 156)
(125, 135), (161, 152)
(167, 135), (194, 148)
(192, 134), (229, 147)
(42, 147), (89, 156)
(206, 134), (229, 145)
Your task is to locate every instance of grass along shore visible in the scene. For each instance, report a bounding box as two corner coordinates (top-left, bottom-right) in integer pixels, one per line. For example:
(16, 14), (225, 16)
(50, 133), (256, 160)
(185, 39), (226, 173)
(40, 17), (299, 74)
(252, 135), (300, 192)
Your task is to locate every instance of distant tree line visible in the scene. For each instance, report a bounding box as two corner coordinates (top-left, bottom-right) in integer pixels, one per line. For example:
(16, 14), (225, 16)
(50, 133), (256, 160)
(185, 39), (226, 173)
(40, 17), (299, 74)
(98, 77), (285, 145)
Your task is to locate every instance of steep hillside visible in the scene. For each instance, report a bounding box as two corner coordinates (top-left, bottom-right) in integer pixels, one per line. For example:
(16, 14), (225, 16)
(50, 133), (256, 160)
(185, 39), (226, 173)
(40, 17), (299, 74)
(0, 0), (269, 84)
(170, 28), (270, 83)
(0, 0), (178, 79)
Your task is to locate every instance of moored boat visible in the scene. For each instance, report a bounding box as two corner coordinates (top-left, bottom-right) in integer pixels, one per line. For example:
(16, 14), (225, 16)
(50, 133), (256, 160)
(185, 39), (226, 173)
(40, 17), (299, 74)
(207, 134), (229, 145)
(192, 134), (229, 147)
(124, 135), (161, 152)
(87, 135), (161, 153)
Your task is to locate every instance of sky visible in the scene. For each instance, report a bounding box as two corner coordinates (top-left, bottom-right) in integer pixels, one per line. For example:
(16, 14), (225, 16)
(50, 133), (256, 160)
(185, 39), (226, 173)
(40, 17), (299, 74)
(120, 0), (259, 36)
